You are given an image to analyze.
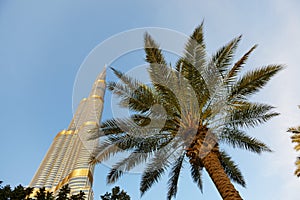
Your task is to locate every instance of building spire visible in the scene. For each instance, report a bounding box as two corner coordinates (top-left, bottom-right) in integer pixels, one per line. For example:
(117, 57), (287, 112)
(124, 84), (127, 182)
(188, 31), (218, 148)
(68, 66), (106, 131)
(89, 65), (106, 97)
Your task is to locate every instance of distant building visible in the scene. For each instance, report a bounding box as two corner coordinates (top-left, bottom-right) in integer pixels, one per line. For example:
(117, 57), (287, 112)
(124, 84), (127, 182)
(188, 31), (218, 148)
(29, 68), (106, 199)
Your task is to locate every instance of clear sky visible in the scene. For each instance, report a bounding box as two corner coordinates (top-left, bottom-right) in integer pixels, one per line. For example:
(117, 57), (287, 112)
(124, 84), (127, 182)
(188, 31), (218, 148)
(1, 0), (300, 199)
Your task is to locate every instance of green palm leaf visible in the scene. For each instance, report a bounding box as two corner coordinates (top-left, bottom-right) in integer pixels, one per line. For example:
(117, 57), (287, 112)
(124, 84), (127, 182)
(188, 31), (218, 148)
(140, 152), (170, 196)
(226, 102), (279, 128)
(219, 127), (272, 153)
(181, 22), (206, 73)
(176, 59), (210, 112)
(167, 154), (185, 200)
(190, 162), (203, 192)
(90, 139), (125, 164)
(107, 168), (123, 184)
(226, 44), (257, 84)
(144, 32), (167, 65)
(211, 35), (242, 75)
(230, 65), (283, 99)
(219, 150), (246, 187)
(107, 151), (151, 183)
(108, 68), (156, 112)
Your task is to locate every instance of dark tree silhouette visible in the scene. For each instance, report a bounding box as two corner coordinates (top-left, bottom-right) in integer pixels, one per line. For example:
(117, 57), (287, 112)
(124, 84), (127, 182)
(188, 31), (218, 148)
(35, 187), (54, 200)
(56, 185), (70, 200)
(100, 186), (130, 200)
(0, 181), (85, 200)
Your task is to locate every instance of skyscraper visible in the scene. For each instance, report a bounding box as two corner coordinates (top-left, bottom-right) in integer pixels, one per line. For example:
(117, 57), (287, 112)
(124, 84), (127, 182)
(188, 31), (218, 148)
(29, 68), (106, 199)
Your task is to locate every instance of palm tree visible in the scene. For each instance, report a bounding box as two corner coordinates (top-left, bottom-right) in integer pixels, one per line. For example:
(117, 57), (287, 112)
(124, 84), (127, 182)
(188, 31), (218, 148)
(287, 106), (300, 177)
(91, 23), (282, 200)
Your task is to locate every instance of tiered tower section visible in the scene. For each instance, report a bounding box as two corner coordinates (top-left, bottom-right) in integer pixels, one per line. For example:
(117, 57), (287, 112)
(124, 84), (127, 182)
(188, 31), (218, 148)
(29, 68), (106, 199)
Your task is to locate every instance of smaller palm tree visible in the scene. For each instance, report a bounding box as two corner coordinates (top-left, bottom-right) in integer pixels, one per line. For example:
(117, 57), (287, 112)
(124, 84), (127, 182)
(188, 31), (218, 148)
(288, 105), (300, 177)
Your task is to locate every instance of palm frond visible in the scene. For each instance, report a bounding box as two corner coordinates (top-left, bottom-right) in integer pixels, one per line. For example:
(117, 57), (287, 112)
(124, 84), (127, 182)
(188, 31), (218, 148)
(176, 59), (210, 112)
(105, 132), (170, 184)
(226, 45), (257, 84)
(295, 159), (300, 177)
(144, 34), (181, 104)
(288, 126), (300, 134)
(110, 67), (156, 105)
(100, 114), (158, 139)
(230, 65), (283, 99)
(180, 22), (206, 73)
(108, 134), (143, 151)
(106, 151), (151, 184)
(110, 67), (142, 90)
(175, 22), (210, 112)
(101, 115), (177, 151)
(211, 35), (242, 75)
(139, 138), (185, 196)
(108, 81), (132, 100)
(107, 168), (123, 184)
(144, 32), (167, 65)
(191, 22), (205, 47)
(149, 63), (202, 130)
(100, 118), (126, 135)
(288, 117), (300, 177)
(101, 116), (157, 137)
(226, 102), (279, 128)
(90, 140), (125, 164)
(128, 85), (157, 112)
(167, 154), (185, 200)
(219, 127), (272, 154)
(190, 162), (203, 192)
(108, 78), (156, 113)
(219, 150), (246, 187)
(140, 153), (170, 196)
(291, 133), (300, 143)
(90, 131), (147, 165)
(144, 33), (205, 128)
(153, 83), (181, 116)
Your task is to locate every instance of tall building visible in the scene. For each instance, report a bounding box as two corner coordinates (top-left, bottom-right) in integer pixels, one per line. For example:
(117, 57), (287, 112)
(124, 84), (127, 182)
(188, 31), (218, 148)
(29, 68), (106, 199)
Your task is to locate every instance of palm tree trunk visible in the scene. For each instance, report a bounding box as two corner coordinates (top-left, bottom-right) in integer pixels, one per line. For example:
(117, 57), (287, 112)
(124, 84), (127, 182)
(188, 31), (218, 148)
(186, 128), (243, 199)
(202, 151), (243, 200)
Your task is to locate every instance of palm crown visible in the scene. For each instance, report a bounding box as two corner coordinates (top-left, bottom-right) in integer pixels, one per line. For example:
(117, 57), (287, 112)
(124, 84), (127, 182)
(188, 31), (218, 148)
(91, 23), (282, 200)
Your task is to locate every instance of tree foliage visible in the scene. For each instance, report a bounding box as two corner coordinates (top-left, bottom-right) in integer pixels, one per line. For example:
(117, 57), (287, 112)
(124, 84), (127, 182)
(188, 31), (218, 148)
(91, 23), (282, 199)
(0, 181), (85, 200)
(100, 186), (130, 200)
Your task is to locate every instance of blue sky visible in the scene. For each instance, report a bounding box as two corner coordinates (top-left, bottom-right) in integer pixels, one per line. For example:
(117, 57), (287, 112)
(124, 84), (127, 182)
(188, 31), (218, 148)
(1, 0), (300, 199)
